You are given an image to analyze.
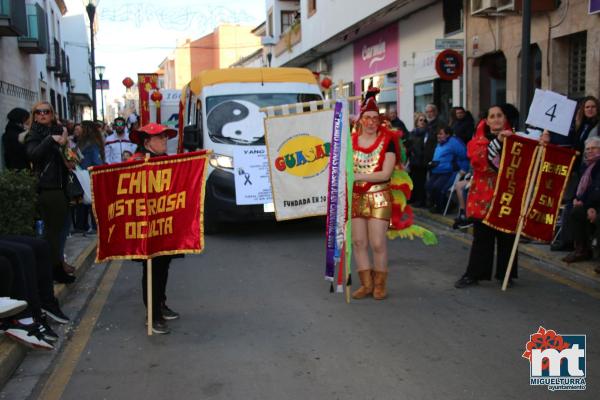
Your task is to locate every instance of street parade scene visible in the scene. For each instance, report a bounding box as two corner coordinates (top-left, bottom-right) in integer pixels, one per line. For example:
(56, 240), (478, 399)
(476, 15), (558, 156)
(0, 0), (600, 399)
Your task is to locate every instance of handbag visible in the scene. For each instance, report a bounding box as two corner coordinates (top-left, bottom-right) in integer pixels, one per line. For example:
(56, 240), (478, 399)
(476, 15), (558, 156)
(73, 166), (92, 205)
(65, 171), (84, 202)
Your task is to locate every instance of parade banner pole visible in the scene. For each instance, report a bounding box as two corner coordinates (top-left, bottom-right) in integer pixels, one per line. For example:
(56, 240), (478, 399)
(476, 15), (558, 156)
(502, 143), (544, 291)
(147, 258), (153, 336)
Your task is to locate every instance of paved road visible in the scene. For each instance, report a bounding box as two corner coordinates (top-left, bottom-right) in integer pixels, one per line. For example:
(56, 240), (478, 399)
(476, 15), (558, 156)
(7, 219), (600, 399)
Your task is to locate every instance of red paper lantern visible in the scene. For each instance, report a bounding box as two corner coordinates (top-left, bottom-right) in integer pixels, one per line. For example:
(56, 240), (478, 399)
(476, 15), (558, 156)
(122, 77), (134, 89)
(320, 77), (332, 89)
(150, 90), (163, 103)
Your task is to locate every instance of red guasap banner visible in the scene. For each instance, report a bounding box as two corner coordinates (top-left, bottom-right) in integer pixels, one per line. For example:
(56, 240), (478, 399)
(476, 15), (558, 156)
(90, 151), (209, 262)
(483, 135), (538, 234)
(522, 144), (576, 242)
(137, 73), (158, 126)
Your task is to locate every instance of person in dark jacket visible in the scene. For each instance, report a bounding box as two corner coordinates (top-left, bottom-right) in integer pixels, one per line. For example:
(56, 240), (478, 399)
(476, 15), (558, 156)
(2, 108), (30, 170)
(562, 137), (600, 264)
(24, 101), (74, 284)
(450, 106), (475, 144)
(386, 109), (408, 136)
(424, 103), (444, 169)
(129, 123), (180, 335)
(407, 112), (429, 206)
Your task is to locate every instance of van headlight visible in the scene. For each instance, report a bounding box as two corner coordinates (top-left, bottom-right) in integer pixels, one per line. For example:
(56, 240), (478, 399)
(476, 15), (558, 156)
(209, 153), (234, 170)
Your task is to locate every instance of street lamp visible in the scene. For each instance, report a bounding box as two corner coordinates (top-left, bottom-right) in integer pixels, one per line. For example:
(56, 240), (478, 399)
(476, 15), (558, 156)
(84, 0), (99, 121)
(96, 65), (106, 122)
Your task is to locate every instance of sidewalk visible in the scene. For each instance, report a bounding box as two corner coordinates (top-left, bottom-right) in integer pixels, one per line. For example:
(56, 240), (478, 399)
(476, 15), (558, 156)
(0, 234), (97, 389)
(412, 207), (600, 296)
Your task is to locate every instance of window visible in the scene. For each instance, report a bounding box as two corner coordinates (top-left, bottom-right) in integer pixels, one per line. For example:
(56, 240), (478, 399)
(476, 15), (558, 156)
(267, 9), (273, 37)
(281, 10), (296, 34)
(361, 71), (397, 114)
(443, 0), (463, 35)
(50, 89), (56, 111)
(568, 32), (586, 99)
(308, 0), (317, 17)
(333, 82), (355, 114)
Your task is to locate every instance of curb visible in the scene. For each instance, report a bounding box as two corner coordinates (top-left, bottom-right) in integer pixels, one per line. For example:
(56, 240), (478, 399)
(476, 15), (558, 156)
(412, 207), (600, 296)
(0, 239), (97, 389)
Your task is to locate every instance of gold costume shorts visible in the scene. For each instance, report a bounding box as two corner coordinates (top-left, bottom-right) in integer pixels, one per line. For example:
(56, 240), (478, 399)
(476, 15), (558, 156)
(351, 184), (392, 220)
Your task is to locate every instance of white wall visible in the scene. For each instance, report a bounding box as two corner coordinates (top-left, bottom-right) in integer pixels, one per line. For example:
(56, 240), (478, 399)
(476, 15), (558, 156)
(398, 2), (464, 130)
(329, 44), (354, 83)
(62, 13), (92, 99)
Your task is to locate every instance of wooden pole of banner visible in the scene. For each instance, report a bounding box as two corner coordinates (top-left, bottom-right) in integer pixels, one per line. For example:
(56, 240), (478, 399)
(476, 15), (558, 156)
(501, 144), (544, 291)
(147, 258), (153, 335)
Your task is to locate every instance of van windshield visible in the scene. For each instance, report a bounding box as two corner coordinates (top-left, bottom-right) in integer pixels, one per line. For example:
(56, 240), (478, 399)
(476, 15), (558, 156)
(205, 93), (321, 145)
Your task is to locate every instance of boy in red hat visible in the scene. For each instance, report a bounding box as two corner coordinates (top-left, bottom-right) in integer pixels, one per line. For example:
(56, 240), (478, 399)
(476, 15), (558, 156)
(130, 123), (179, 334)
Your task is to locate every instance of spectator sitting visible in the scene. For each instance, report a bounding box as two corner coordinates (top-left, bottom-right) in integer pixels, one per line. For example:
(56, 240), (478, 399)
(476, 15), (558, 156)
(425, 126), (469, 213)
(562, 137), (600, 264)
(450, 106), (475, 144)
(2, 108), (30, 170)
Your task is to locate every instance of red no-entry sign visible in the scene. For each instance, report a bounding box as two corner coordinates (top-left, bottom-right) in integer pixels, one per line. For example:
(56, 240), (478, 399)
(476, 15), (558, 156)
(435, 49), (463, 80)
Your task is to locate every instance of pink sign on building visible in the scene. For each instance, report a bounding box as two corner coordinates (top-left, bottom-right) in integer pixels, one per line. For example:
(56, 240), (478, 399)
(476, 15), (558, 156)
(353, 23), (399, 104)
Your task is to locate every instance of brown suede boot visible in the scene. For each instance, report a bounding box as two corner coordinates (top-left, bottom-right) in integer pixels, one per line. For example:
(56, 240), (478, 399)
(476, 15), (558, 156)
(562, 243), (592, 263)
(373, 271), (388, 300)
(351, 270), (373, 299)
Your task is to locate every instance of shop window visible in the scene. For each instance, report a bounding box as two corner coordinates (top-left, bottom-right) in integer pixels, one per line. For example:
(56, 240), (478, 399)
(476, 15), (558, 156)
(568, 32), (586, 99)
(332, 82), (355, 114)
(414, 79), (453, 123)
(361, 71), (397, 114)
(478, 52), (506, 114)
(281, 10), (295, 34)
(308, 0), (317, 17)
(443, 0), (463, 35)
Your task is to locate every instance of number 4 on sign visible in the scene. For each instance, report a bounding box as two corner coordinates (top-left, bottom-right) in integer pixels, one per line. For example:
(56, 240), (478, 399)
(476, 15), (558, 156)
(526, 89), (577, 137)
(545, 104), (557, 122)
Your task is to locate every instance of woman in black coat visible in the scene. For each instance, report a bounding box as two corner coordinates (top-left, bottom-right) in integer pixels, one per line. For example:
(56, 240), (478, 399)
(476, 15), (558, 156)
(2, 108), (30, 170)
(24, 101), (74, 284)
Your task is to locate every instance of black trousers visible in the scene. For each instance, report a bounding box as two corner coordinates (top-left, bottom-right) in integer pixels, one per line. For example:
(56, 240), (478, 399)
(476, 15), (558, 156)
(464, 221), (518, 281)
(38, 189), (69, 267)
(142, 256), (171, 320)
(0, 255), (13, 296)
(0, 237), (57, 320)
(569, 205), (600, 246)
(410, 166), (427, 204)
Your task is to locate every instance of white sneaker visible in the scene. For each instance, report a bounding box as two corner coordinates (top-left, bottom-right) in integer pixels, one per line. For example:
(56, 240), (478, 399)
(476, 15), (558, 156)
(3, 321), (54, 350)
(0, 297), (27, 318)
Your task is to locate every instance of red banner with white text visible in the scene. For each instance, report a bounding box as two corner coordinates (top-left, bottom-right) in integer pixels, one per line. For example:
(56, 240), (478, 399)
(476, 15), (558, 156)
(90, 151), (209, 262)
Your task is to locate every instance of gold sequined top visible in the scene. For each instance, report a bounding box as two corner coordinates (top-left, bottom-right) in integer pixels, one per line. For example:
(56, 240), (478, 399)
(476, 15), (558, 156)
(352, 131), (392, 193)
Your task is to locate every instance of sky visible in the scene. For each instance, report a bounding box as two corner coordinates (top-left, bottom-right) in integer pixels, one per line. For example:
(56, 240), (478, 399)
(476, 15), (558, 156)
(93, 0), (265, 104)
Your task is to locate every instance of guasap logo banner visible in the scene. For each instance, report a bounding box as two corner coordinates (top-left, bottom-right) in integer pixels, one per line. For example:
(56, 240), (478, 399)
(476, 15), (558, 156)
(265, 109), (334, 220)
(90, 151), (209, 262)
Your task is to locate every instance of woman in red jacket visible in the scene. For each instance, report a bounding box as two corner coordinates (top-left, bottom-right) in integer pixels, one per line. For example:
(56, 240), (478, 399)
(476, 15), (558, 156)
(454, 105), (518, 288)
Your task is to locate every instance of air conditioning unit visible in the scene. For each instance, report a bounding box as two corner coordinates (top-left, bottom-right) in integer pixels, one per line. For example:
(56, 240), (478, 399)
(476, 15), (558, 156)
(496, 0), (515, 11)
(496, 0), (560, 13)
(471, 0), (497, 15)
(315, 58), (329, 74)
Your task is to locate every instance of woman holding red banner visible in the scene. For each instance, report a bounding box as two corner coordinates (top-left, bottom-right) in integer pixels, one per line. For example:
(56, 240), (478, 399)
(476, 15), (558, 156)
(129, 123), (179, 334)
(454, 105), (520, 289)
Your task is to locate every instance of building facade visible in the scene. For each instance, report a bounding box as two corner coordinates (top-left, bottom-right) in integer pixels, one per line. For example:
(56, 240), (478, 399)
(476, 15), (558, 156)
(159, 24), (262, 90)
(0, 0), (92, 168)
(264, 0), (466, 127)
(465, 0), (600, 116)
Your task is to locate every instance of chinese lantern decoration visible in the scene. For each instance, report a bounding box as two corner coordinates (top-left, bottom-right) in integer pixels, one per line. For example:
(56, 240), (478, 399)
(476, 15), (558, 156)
(122, 77), (134, 89)
(320, 77), (332, 90)
(150, 90), (163, 123)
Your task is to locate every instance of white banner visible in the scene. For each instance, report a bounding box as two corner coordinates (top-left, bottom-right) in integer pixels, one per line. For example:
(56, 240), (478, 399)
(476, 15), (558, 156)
(233, 146), (272, 205)
(265, 109), (334, 220)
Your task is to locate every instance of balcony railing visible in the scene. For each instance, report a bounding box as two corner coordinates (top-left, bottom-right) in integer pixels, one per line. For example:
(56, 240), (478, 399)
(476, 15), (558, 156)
(274, 21), (301, 57)
(18, 4), (48, 54)
(46, 38), (61, 71)
(0, 0), (27, 36)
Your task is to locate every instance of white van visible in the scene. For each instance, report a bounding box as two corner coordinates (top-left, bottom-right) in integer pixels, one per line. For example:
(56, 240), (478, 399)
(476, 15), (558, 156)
(179, 68), (323, 232)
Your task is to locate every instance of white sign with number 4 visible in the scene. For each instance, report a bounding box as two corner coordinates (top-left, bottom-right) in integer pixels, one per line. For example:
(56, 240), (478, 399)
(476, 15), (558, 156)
(525, 89), (577, 136)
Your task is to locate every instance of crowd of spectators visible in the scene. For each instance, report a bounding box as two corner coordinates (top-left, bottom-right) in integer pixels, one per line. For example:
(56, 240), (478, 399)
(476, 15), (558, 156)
(1, 106), (140, 350)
